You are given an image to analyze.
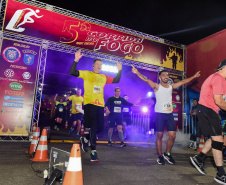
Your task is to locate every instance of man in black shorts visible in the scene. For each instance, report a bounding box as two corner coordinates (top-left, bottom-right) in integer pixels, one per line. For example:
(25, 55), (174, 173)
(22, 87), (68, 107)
(69, 49), (122, 162)
(54, 94), (67, 131)
(132, 65), (200, 165)
(190, 60), (226, 184)
(105, 88), (134, 147)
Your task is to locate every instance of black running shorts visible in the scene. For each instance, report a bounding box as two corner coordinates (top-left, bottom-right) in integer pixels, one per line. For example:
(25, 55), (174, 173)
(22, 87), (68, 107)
(84, 104), (104, 132)
(197, 104), (222, 136)
(55, 112), (64, 119)
(154, 112), (176, 132)
(108, 113), (123, 127)
(71, 113), (82, 122)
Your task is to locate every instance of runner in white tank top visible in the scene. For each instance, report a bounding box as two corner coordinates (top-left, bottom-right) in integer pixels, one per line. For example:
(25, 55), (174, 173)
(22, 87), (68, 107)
(132, 65), (200, 165)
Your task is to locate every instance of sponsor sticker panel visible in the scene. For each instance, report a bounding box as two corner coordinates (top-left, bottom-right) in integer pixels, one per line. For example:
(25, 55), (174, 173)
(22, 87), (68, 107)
(0, 38), (41, 136)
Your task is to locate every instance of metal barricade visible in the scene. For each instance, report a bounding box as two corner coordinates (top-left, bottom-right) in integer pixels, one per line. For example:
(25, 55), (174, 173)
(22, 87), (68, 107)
(131, 113), (150, 134)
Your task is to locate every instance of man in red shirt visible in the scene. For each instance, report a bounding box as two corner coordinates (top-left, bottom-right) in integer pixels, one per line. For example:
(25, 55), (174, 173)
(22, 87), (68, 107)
(190, 59), (226, 184)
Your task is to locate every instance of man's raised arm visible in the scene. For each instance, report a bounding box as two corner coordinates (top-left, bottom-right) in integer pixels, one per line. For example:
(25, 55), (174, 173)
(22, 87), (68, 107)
(131, 65), (158, 91)
(69, 49), (83, 77)
(172, 71), (200, 89)
(112, 61), (122, 83)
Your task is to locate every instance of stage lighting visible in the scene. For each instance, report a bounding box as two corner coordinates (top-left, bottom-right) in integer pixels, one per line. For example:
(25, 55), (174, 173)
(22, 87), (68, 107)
(64, 94), (66, 97)
(102, 64), (118, 73)
(142, 106), (148, 113)
(147, 91), (152, 97)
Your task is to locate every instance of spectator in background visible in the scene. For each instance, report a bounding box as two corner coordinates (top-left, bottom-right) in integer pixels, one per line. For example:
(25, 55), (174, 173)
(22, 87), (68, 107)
(190, 99), (201, 149)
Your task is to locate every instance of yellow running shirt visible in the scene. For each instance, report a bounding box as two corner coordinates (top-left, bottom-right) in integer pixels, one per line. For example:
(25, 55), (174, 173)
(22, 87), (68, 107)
(68, 95), (84, 114)
(78, 70), (113, 107)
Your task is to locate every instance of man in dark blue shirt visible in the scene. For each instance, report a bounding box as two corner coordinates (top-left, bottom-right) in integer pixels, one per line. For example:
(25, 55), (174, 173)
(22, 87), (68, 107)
(105, 87), (133, 147)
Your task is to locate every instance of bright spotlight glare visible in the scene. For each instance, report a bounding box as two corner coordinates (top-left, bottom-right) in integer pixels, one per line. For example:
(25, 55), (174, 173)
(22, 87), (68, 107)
(64, 94), (67, 97)
(147, 91), (152, 97)
(142, 106), (148, 113)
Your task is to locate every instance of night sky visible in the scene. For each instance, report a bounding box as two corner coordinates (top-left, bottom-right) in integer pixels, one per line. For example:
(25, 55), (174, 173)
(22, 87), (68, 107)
(37, 0), (226, 45)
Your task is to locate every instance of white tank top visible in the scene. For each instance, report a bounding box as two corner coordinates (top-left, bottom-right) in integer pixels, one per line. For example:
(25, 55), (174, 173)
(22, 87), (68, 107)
(154, 84), (173, 113)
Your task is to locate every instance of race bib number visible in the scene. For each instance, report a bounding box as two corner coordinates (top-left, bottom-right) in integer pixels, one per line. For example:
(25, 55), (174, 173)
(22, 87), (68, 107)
(93, 85), (102, 94)
(59, 107), (63, 112)
(114, 107), (121, 113)
(123, 108), (129, 112)
(75, 104), (81, 108)
(163, 103), (172, 111)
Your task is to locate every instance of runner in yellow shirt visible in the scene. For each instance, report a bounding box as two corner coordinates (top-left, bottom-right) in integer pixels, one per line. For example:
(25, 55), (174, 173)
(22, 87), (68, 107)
(69, 49), (122, 162)
(66, 89), (84, 138)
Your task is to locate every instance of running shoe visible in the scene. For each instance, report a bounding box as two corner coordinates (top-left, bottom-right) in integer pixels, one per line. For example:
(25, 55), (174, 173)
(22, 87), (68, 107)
(214, 173), (226, 184)
(80, 137), (88, 152)
(76, 134), (80, 138)
(157, 155), (165, 165)
(163, 153), (175, 164)
(90, 151), (99, 162)
(190, 155), (206, 175)
(120, 142), (126, 147)
(69, 127), (74, 135)
(108, 140), (113, 146)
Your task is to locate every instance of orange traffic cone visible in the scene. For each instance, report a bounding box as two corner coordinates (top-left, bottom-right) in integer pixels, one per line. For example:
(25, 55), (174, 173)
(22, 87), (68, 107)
(197, 135), (205, 154)
(84, 128), (90, 135)
(32, 122), (37, 132)
(29, 122), (37, 141)
(31, 129), (49, 162)
(80, 124), (84, 136)
(63, 144), (83, 185)
(65, 120), (69, 129)
(26, 127), (40, 154)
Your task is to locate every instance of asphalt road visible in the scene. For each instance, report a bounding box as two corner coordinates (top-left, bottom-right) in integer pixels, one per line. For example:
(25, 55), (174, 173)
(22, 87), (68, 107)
(0, 135), (223, 185)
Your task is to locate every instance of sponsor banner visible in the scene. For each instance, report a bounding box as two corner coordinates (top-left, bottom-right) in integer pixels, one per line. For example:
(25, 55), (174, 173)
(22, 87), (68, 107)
(3, 0), (184, 71)
(4, 95), (24, 101)
(169, 73), (183, 130)
(0, 38), (40, 136)
(3, 101), (23, 108)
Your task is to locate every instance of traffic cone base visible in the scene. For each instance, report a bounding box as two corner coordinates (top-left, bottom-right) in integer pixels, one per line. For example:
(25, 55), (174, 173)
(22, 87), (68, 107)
(64, 171), (83, 184)
(197, 135), (205, 154)
(65, 121), (69, 129)
(26, 127), (39, 154)
(31, 129), (49, 162)
(63, 144), (83, 185)
(80, 124), (84, 136)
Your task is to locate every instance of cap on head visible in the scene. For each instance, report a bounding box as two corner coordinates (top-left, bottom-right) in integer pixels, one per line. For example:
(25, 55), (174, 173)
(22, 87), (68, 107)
(215, 59), (226, 71)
